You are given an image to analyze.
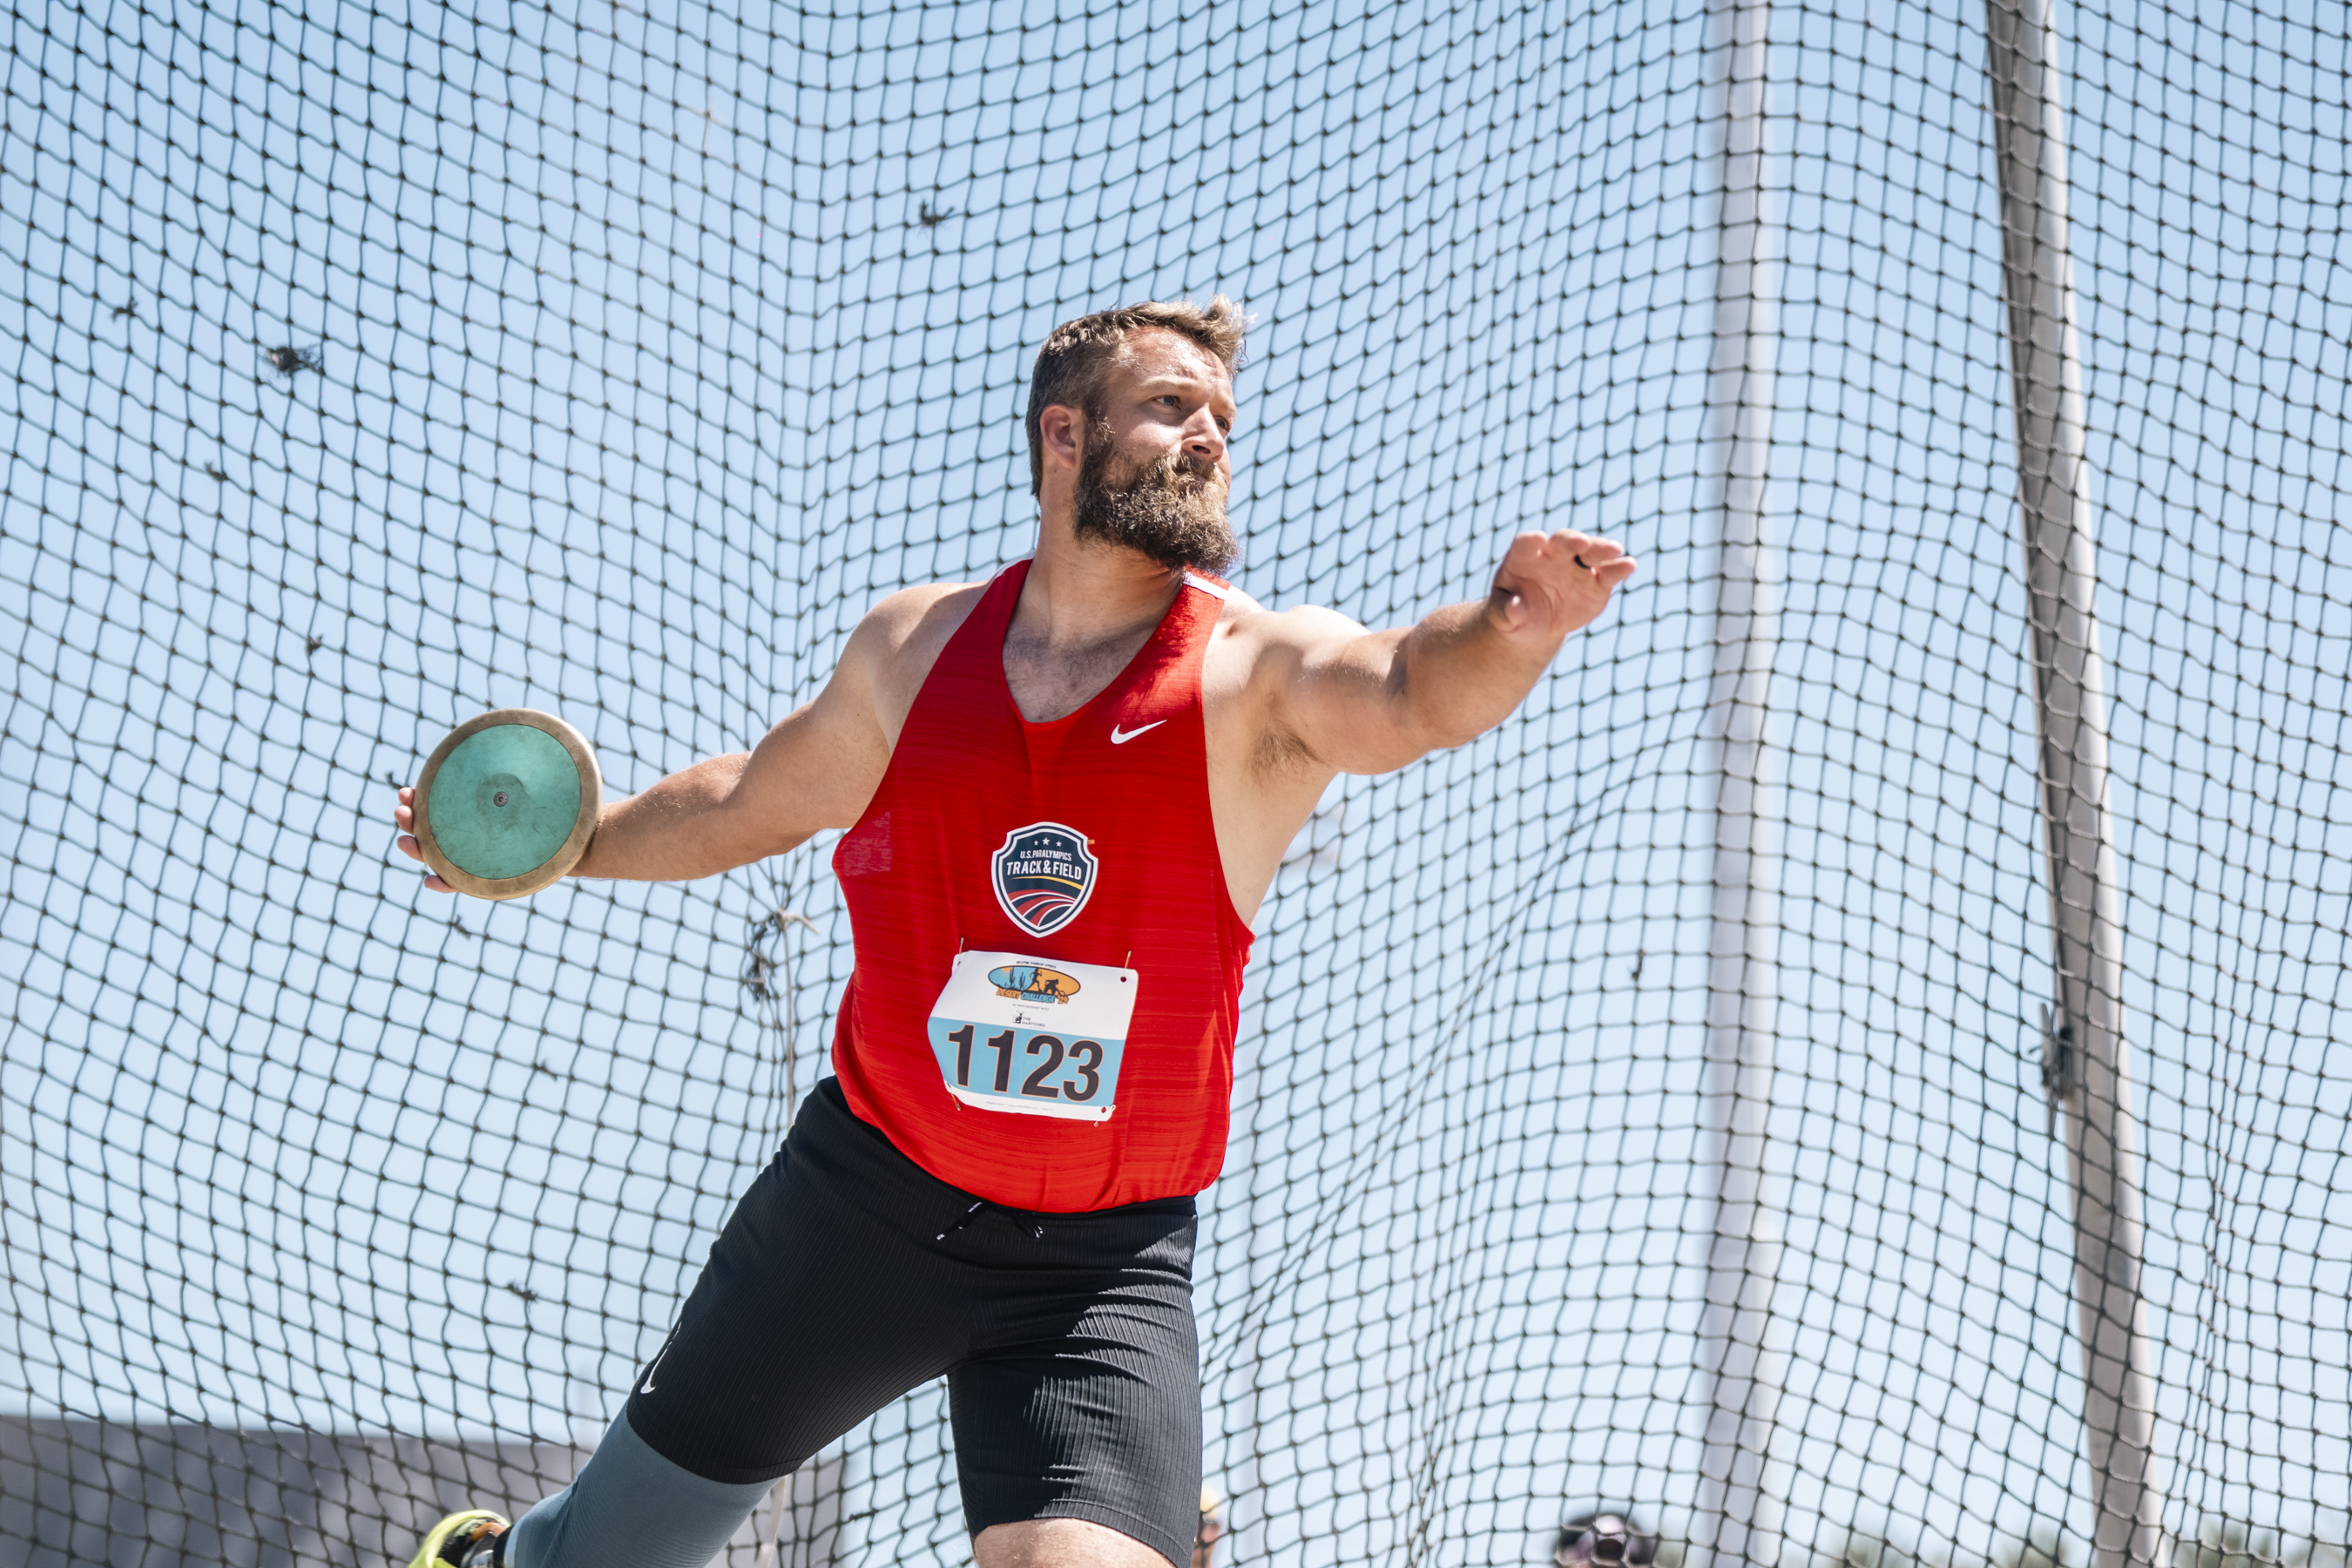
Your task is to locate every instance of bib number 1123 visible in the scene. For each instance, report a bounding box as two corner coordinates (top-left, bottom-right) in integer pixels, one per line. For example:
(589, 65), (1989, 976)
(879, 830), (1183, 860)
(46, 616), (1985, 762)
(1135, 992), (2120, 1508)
(943, 1024), (1106, 1105)
(925, 951), (1138, 1121)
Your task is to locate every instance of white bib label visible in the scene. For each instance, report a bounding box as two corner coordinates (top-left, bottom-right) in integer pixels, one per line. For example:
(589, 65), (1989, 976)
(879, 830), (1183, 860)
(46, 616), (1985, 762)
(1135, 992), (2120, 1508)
(926, 950), (1138, 1120)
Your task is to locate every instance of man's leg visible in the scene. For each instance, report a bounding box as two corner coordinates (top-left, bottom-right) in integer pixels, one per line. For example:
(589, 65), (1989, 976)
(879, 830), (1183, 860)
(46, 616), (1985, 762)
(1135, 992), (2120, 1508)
(618, 1082), (977, 1484)
(974, 1520), (1174, 1568)
(950, 1196), (1203, 1568)
(406, 1082), (978, 1568)
(504, 1413), (772, 1568)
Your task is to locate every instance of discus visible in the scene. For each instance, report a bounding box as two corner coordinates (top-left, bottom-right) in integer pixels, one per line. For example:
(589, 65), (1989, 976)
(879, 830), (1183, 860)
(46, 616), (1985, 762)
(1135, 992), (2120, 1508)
(412, 709), (602, 900)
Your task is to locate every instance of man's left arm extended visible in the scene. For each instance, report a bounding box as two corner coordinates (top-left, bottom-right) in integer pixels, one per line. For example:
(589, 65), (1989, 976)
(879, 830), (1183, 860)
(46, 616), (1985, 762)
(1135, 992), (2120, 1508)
(1267, 528), (1636, 775)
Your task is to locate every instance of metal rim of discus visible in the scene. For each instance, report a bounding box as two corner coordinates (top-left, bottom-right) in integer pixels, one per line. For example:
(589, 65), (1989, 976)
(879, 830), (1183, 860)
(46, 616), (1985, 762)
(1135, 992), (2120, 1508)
(412, 708), (602, 900)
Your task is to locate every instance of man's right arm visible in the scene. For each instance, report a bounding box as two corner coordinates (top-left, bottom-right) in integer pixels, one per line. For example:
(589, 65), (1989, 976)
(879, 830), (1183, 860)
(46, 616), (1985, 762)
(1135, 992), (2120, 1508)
(392, 608), (903, 894)
(564, 645), (893, 881)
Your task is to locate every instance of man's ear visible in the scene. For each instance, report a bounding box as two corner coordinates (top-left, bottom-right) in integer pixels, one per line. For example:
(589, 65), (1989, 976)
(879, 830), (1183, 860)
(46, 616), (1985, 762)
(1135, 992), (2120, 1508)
(1037, 403), (1084, 475)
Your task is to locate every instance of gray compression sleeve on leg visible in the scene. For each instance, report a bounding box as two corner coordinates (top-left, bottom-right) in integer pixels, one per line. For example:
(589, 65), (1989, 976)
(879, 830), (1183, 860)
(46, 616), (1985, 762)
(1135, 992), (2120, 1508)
(504, 1410), (775, 1568)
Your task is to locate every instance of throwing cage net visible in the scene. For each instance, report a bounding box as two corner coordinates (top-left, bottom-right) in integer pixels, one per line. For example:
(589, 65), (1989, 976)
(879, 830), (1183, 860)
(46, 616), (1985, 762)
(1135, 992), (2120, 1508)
(4, 0), (2348, 1565)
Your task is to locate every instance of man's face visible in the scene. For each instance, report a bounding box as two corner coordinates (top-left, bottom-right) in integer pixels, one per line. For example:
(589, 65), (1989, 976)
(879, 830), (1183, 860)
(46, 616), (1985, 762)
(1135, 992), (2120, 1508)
(1070, 329), (1240, 574)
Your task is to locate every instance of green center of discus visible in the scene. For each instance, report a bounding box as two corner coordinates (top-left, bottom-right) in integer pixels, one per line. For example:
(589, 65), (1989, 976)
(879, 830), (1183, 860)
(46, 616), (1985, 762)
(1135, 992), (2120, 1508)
(429, 724), (583, 881)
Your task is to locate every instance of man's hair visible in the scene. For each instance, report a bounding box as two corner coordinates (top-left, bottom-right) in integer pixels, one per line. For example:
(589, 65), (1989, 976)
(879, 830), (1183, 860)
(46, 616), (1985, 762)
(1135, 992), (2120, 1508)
(1024, 296), (1248, 496)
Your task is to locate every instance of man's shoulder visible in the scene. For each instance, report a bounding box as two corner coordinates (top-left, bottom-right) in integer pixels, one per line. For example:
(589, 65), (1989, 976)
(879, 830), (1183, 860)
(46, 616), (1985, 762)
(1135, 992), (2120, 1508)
(1208, 589), (1369, 663)
(855, 580), (990, 662)
(836, 581), (996, 738)
(1202, 591), (1374, 730)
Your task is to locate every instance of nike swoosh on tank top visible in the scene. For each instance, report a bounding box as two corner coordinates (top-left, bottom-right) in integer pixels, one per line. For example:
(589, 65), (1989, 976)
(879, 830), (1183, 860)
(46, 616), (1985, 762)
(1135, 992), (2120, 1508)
(830, 560), (1256, 1212)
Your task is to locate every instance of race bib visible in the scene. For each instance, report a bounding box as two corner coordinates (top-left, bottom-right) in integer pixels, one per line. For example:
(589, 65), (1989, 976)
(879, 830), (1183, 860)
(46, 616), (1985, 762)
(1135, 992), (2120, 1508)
(926, 950), (1138, 1120)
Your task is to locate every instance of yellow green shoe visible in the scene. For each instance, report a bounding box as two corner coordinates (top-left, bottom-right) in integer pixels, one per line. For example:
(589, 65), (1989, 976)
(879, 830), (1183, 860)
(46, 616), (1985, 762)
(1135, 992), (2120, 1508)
(404, 1511), (510, 1568)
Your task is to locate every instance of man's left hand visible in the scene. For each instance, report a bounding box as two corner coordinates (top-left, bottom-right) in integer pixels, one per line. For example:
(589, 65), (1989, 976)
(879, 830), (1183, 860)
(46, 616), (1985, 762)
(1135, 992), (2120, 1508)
(1486, 530), (1637, 647)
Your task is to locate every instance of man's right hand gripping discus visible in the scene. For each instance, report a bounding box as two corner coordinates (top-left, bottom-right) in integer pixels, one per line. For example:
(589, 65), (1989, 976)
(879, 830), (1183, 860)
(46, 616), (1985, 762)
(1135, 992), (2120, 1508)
(411, 709), (602, 899)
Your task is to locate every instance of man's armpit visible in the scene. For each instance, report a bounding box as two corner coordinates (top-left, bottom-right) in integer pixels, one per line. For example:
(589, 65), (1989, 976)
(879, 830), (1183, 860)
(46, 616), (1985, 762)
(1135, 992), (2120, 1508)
(1248, 719), (1322, 781)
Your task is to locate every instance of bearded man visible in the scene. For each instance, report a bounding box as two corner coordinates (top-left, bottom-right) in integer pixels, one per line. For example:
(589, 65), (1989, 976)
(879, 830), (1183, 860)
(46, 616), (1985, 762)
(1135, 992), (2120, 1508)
(391, 298), (1635, 1568)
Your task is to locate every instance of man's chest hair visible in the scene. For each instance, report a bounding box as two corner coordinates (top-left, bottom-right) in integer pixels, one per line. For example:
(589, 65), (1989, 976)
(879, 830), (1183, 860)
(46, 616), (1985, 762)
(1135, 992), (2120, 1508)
(1001, 622), (1159, 723)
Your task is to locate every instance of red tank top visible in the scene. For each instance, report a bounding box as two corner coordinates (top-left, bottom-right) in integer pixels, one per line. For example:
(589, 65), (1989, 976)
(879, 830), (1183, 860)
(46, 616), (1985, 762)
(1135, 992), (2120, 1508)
(829, 561), (1256, 1211)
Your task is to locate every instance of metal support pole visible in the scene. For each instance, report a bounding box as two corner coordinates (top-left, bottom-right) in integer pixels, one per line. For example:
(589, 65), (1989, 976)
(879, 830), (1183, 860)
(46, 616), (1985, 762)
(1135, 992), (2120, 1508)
(1982, 4), (2165, 1565)
(1691, 0), (1783, 1560)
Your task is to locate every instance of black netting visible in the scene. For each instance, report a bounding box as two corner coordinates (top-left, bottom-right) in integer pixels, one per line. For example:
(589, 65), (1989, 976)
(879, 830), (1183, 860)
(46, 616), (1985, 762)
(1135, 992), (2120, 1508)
(3, 1), (2348, 1566)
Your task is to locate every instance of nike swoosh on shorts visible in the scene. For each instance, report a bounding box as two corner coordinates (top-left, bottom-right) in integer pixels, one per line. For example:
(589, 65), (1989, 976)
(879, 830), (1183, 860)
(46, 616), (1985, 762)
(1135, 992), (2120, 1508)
(1110, 721), (1166, 745)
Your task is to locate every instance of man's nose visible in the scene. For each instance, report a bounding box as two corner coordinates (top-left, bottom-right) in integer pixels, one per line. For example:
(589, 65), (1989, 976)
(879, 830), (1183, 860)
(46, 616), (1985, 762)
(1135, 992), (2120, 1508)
(1183, 412), (1227, 464)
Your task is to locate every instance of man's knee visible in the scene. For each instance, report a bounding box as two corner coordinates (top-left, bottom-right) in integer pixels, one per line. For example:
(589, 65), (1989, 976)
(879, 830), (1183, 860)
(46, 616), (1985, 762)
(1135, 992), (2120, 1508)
(973, 1518), (1175, 1568)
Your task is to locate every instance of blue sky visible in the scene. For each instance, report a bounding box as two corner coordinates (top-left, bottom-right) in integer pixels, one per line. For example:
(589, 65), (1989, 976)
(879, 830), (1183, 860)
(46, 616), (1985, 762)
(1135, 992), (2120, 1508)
(3, 0), (2349, 1565)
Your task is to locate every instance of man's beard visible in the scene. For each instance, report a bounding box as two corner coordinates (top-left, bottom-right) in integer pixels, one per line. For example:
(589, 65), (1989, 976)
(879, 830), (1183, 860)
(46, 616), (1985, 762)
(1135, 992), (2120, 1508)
(1071, 422), (1239, 575)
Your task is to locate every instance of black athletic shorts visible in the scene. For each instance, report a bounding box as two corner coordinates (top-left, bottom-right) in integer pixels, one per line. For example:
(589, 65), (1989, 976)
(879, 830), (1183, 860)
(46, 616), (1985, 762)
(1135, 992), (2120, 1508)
(623, 1078), (1202, 1568)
